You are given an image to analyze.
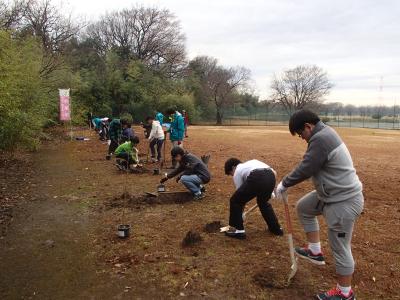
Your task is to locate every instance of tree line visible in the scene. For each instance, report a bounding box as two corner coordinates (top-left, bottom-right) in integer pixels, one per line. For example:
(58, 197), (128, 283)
(0, 0), (396, 151)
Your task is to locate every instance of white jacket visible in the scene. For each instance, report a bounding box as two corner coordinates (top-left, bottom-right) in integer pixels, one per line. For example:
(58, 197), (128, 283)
(149, 120), (165, 140)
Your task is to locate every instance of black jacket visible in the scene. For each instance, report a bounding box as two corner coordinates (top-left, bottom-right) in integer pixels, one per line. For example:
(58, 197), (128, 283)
(167, 153), (211, 183)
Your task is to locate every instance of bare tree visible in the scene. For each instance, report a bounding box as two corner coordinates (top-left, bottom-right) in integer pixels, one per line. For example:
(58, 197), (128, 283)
(87, 6), (186, 77)
(16, 0), (80, 76)
(0, 0), (25, 29)
(270, 65), (333, 115)
(190, 56), (250, 124)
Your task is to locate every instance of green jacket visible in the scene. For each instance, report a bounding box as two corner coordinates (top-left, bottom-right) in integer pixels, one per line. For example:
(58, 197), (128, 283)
(115, 141), (139, 164)
(108, 119), (121, 140)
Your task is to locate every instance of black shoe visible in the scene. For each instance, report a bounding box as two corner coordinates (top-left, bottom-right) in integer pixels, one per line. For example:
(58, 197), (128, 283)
(224, 228), (246, 240)
(193, 193), (205, 200)
(200, 185), (206, 193)
(269, 227), (284, 236)
(295, 246), (326, 265)
(116, 163), (125, 171)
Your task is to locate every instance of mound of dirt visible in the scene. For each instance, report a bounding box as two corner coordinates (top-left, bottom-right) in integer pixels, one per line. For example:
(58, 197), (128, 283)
(204, 221), (223, 233)
(253, 271), (289, 289)
(182, 230), (203, 247)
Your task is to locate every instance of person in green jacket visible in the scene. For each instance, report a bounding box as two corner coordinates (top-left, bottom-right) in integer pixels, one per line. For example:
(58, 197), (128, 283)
(106, 118), (122, 160)
(166, 108), (185, 167)
(115, 136), (140, 171)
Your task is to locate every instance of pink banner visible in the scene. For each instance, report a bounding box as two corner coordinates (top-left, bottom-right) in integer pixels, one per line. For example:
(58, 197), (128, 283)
(59, 89), (71, 121)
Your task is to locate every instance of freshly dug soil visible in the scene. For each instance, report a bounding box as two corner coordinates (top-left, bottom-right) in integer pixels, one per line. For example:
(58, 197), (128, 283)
(182, 230), (203, 247)
(204, 221), (223, 233)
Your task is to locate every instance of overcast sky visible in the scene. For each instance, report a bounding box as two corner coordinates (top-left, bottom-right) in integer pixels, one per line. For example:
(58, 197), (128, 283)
(66, 0), (400, 106)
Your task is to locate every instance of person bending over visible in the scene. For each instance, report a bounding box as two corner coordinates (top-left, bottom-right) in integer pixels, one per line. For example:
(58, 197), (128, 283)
(224, 158), (283, 239)
(146, 116), (165, 163)
(115, 136), (140, 171)
(121, 120), (135, 143)
(160, 147), (210, 200)
(106, 118), (122, 159)
(275, 109), (363, 300)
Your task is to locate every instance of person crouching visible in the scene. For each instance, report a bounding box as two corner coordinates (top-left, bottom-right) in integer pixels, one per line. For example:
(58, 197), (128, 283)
(160, 147), (210, 200)
(224, 158), (283, 239)
(115, 136), (140, 171)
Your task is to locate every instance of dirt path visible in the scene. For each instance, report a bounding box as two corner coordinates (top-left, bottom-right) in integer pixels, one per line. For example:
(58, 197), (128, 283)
(0, 141), (128, 299)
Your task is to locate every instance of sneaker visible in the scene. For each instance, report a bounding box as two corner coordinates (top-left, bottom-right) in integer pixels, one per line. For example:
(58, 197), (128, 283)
(295, 246), (326, 265)
(116, 163), (125, 171)
(193, 193), (205, 200)
(151, 158), (158, 163)
(224, 228), (246, 240)
(200, 185), (206, 193)
(268, 227), (284, 236)
(316, 286), (355, 300)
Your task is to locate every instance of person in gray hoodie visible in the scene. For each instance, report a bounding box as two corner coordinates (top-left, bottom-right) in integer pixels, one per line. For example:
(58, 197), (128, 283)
(275, 110), (363, 300)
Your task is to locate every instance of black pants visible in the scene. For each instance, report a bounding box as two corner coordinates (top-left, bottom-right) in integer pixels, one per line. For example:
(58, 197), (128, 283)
(108, 138), (119, 154)
(150, 138), (164, 161)
(116, 153), (133, 167)
(229, 168), (281, 231)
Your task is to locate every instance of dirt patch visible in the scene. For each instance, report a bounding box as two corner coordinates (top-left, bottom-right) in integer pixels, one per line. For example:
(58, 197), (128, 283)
(103, 191), (195, 210)
(204, 221), (223, 233)
(182, 230), (203, 247)
(253, 271), (290, 289)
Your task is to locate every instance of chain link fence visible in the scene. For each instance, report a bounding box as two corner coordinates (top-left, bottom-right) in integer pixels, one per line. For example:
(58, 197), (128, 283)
(197, 112), (400, 130)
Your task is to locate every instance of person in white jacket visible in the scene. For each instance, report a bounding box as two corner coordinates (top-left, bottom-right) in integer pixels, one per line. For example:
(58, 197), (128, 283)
(146, 116), (165, 162)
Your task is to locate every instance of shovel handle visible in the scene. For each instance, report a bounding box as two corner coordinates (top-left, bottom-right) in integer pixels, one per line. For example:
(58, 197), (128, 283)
(282, 192), (293, 235)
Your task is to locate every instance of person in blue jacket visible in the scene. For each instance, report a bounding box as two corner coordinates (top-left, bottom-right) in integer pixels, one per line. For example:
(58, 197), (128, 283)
(166, 108), (185, 167)
(155, 111), (164, 125)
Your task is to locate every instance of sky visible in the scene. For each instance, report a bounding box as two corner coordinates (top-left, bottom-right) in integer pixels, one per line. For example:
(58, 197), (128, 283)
(65, 0), (400, 106)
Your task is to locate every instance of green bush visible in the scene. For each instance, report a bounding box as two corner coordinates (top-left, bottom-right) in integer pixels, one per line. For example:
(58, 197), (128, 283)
(0, 31), (52, 151)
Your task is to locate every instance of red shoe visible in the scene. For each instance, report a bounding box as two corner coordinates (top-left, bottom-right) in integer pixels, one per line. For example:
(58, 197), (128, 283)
(316, 286), (355, 300)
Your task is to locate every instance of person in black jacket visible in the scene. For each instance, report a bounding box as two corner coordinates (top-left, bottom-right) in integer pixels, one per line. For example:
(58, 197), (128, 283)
(160, 147), (210, 200)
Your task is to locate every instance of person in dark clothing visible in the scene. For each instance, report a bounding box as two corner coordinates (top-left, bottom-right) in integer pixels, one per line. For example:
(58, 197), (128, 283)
(106, 118), (121, 159)
(160, 147), (210, 200)
(121, 120), (135, 143)
(223, 158), (283, 239)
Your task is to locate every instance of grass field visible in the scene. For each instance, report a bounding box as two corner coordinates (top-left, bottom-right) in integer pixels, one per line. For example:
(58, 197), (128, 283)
(1, 125), (399, 299)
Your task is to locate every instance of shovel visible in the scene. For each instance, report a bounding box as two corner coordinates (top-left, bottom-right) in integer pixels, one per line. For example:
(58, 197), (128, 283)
(282, 192), (298, 284)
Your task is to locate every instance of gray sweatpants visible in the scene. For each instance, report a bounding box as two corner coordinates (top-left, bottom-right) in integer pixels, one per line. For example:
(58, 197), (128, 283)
(296, 191), (364, 276)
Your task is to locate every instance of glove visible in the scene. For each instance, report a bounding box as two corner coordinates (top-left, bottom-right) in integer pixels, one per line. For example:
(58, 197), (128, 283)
(160, 177), (168, 184)
(275, 181), (287, 200)
(176, 175), (181, 183)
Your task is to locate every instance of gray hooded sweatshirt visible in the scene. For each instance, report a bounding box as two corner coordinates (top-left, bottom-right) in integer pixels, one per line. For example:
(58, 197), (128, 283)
(283, 121), (362, 203)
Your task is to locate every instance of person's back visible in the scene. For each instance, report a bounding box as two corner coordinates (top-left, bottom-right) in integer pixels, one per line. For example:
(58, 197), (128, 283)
(149, 120), (164, 140)
(170, 112), (185, 141)
(181, 153), (211, 184)
(109, 119), (121, 139)
(121, 127), (135, 142)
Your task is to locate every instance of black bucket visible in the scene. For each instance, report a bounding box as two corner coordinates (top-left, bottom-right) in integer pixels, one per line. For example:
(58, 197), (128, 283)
(117, 224), (131, 239)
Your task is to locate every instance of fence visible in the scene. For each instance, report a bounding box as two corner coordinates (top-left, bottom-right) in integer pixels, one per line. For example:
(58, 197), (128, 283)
(198, 112), (400, 130)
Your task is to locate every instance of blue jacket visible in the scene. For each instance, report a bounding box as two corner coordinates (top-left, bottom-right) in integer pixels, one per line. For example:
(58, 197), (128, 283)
(92, 118), (102, 129)
(155, 112), (164, 125)
(169, 112), (185, 141)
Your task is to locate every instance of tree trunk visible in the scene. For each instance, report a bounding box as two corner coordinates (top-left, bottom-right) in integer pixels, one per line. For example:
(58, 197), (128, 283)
(216, 110), (223, 125)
